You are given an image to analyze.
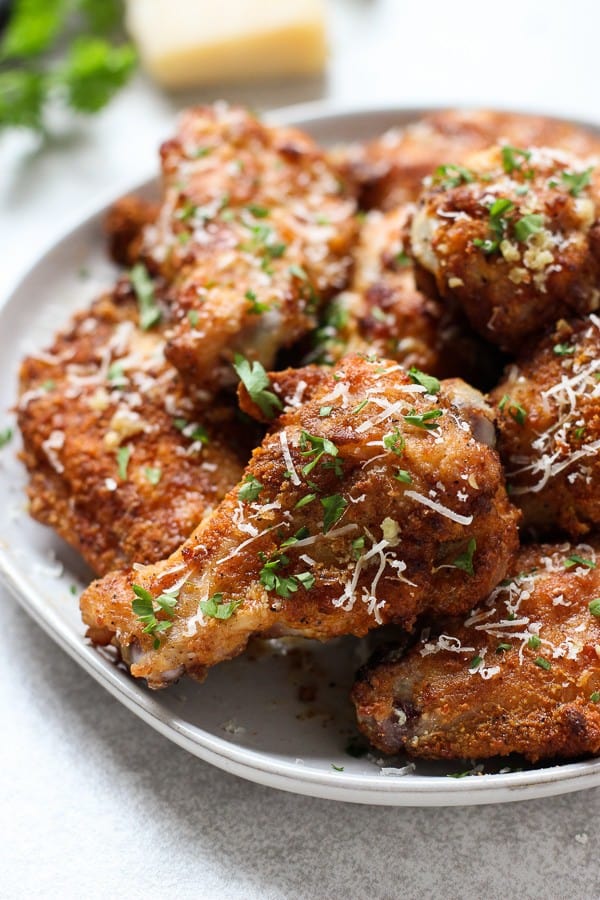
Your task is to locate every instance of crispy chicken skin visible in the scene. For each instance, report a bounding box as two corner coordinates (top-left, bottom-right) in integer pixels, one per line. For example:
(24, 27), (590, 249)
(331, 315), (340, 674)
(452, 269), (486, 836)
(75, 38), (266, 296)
(315, 206), (499, 386)
(490, 315), (600, 538)
(133, 103), (357, 390)
(410, 144), (600, 351)
(18, 281), (250, 575)
(104, 195), (158, 267)
(338, 108), (600, 211)
(352, 543), (600, 762)
(80, 356), (518, 688)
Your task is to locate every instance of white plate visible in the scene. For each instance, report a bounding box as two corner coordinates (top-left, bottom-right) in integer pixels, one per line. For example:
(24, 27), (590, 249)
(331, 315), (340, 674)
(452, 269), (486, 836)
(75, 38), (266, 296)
(2, 103), (600, 807)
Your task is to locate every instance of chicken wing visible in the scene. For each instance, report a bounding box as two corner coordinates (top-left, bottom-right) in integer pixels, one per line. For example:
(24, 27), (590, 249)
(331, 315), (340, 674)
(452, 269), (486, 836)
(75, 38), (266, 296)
(129, 103), (357, 390)
(410, 144), (600, 351)
(338, 108), (600, 211)
(490, 315), (600, 538)
(352, 542), (600, 762)
(80, 355), (519, 688)
(18, 280), (250, 575)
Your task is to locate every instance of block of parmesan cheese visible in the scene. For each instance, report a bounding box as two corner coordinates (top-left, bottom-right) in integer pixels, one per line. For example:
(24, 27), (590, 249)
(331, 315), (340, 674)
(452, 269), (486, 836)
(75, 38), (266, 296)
(125, 0), (327, 88)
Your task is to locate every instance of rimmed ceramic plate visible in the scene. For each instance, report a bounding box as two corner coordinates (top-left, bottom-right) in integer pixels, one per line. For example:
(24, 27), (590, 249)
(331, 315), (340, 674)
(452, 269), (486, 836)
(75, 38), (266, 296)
(2, 103), (600, 806)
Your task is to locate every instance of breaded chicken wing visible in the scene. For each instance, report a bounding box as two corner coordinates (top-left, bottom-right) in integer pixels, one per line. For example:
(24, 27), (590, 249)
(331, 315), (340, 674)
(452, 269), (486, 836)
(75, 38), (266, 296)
(132, 103), (357, 390)
(338, 108), (600, 211)
(18, 280), (250, 575)
(315, 206), (499, 386)
(490, 315), (600, 538)
(352, 542), (600, 762)
(410, 144), (600, 351)
(80, 355), (519, 688)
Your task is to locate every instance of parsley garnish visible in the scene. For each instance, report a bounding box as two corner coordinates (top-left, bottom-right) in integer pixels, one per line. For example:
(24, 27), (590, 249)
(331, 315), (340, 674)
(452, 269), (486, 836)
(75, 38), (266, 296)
(245, 289), (268, 315)
(238, 474), (263, 502)
(433, 164), (475, 189)
(246, 204), (269, 218)
(131, 584), (177, 649)
(144, 467), (162, 486)
(588, 598), (600, 617)
(452, 538), (476, 576)
(496, 643), (511, 653)
(289, 264), (308, 281)
(351, 536), (365, 560)
(408, 367), (440, 394)
(403, 409), (443, 430)
(188, 310), (199, 327)
(501, 145), (532, 174)
(565, 555), (597, 569)
(173, 418), (210, 445)
(394, 468), (412, 483)
(259, 553), (314, 598)
(321, 494), (348, 533)
(107, 361), (127, 388)
(116, 445), (131, 480)
(527, 635), (542, 649)
(561, 167), (593, 197)
(469, 655), (483, 669)
(591, 692), (600, 703)
(498, 394), (527, 425)
(383, 427), (405, 455)
(200, 593), (242, 620)
(534, 657), (551, 671)
(319, 406), (332, 417)
(0, 427), (13, 448)
(474, 197), (515, 254)
(514, 213), (544, 242)
(331, 764), (345, 772)
(233, 355), (282, 420)
(175, 200), (197, 222)
(295, 493), (317, 509)
(352, 399), (369, 414)
(553, 343), (575, 356)
(130, 263), (161, 331)
(299, 431), (339, 475)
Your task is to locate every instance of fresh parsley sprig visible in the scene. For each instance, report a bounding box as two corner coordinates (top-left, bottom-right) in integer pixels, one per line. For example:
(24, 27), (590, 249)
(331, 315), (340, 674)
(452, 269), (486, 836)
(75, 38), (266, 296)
(233, 355), (282, 420)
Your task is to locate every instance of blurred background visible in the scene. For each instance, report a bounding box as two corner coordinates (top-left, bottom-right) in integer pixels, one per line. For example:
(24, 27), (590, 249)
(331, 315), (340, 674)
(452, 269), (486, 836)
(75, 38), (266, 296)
(1, 0), (598, 295)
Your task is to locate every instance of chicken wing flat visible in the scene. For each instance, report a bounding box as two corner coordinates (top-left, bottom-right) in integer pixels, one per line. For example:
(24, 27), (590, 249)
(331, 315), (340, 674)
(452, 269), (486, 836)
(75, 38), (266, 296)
(80, 355), (519, 688)
(314, 205), (497, 386)
(490, 315), (600, 538)
(338, 108), (600, 211)
(352, 542), (600, 762)
(128, 103), (357, 390)
(410, 144), (600, 352)
(18, 280), (250, 575)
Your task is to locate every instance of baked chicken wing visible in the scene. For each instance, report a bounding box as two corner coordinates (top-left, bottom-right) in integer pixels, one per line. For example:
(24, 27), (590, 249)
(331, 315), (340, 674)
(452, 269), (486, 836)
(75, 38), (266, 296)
(410, 144), (600, 351)
(490, 315), (600, 538)
(18, 280), (250, 575)
(130, 103), (357, 389)
(80, 355), (519, 688)
(352, 542), (600, 762)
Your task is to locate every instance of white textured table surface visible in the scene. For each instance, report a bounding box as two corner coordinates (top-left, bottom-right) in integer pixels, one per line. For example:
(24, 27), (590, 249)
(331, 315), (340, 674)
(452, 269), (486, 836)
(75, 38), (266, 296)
(2, 2), (600, 897)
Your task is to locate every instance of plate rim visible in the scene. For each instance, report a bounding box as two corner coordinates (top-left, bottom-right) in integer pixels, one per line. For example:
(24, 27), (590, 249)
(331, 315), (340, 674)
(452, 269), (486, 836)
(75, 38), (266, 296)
(3, 100), (600, 806)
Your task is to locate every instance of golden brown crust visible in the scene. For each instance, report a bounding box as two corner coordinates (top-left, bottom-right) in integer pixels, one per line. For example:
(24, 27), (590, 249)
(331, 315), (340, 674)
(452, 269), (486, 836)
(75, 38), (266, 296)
(410, 145), (600, 351)
(132, 104), (357, 390)
(352, 542), (600, 762)
(18, 282), (251, 575)
(338, 108), (600, 211)
(80, 355), (519, 688)
(104, 195), (158, 267)
(490, 315), (600, 538)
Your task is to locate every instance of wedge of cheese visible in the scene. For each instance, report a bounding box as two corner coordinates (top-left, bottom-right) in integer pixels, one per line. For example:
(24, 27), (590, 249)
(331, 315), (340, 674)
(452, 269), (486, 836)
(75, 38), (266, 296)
(126, 0), (327, 88)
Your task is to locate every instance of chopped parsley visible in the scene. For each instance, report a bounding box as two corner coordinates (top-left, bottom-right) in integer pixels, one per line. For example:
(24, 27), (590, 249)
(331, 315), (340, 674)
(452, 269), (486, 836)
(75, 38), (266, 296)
(130, 263), (161, 331)
(351, 536), (365, 560)
(527, 635), (542, 650)
(496, 643), (512, 653)
(144, 466), (162, 486)
(246, 204), (269, 218)
(383, 427), (405, 455)
(591, 692), (600, 703)
(534, 656), (551, 671)
(514, 213), (544, 242)
(561, 167), (593, 197)
(107, 361), (127, 387)
(403, 408), (443, 430)
(395, 250), (411, 267)
(564, 555), (597, 570)
(452, 538), (476, 576)
(238, 474), (263, 502)
(280, 526), (310, 549)
(245, 289), (268, 315)
(200, 593), (242, 620)
(469, 655), (483, 669)
(289, 264), (308, 281)
(498, 394), (527, 425)
(300, 431), (339, 476)
(41, 379), (55, 391)
(433, 164), (475, 189)
(501, 145), (532, 174)
(553, 343), (575, 356)
(0, 427), (13, 448)
(319, 406), (332, 418)
(474, 197), (515, 254)
(295, 493), (317, 509)
(173, 418), (210, 445)
(175, 199), (197, 222)
(259, 553), (314, 598)
(233, 355), (282, 419)
(408, 367), (440, 394)
(352, 398), (369, 414)
(321, 494), (347, 533)
(188, 310), (199, 327)
(588, 598), (600, 616)
(131, 584), (177, 649)
(331, 764), (345, 772)
(116, 445), (131, 480)
(394, 468), (412, 484)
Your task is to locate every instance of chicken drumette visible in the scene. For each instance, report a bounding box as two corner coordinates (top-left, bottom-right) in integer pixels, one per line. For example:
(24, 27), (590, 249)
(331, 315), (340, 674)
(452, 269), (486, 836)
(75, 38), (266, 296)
(409, 144), (600, 351)
(490, 314), (600, 538)
(80, 355), (519, 688)
(352, 542), (600, 762)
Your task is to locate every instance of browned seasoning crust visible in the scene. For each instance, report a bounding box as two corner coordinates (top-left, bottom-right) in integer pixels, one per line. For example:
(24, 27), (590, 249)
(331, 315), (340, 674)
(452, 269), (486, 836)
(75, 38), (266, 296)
(490, 315), (600, 538)
(352, 543), (600, 762)
(337, 108), (600, 211)
(409, 144), (600, 351)
(18, 281), (251, 575)
(104, 195), (158, 267)
(130, 103), (357, 390)
(316, 205), (499, 386)
(80, 355), (519, 688)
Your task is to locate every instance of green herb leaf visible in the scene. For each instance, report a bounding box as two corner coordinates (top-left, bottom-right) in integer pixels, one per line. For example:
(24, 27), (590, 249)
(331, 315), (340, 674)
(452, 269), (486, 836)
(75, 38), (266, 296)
(233, 355), (282, 420)
(408, 367), (440, 394)
(131, 583), (177, 647)
(453, 538), (476, 576)
(0, 427), (14, 448)
(472, 237), (499, 254)
(591, 692), (600, 703)
(553, 343), (575, 356)
(289, 264), (308, 281)
(246, 204), (269, 218)
(245, 289), (268, 315)
(295, 493), (317, 509)
(116, 445), (131, 480)
(130, 263), (161, 330)
(319, 406), (332, 417)
(514, 214), (544, 242)
(588, 598), (600, 617)
(433, 164), (475, 189)
(331, 764), (345, 772)
(58, 37), (136, 114)
(144, 466), (162, 486)
(0, 69), (46, 130)
(496, 643), (511, 653)
(403, 408), (443, 430)
(238, 474), (263, 502)
(383, 427), (405, 455)
(394, 468), (412, 483)
(527, 635), (542, 649)
(300, 431), (339, 475)
(534, 656), (551, 671)
(321, 494), (347, 533)
(107, 361), (127, 387)
(1, 0), (67, 58)
(188, 310), (199, 327)
(501, 145), (532, 174)
(498, 394), (527, 425)
(200, 593), (242, 620)
(561, 167), (593, 197)
(469, 655), (483, 669)
(565, 555), (597, 570)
